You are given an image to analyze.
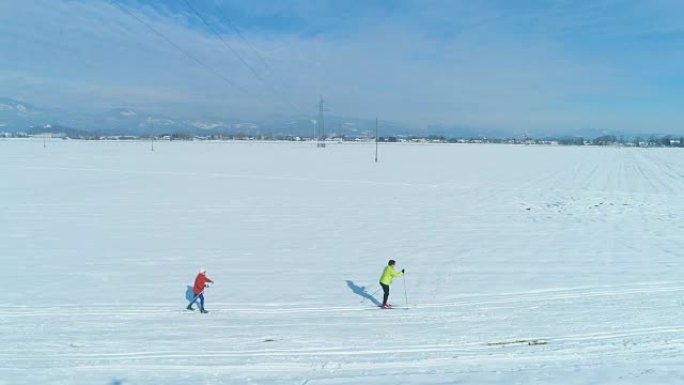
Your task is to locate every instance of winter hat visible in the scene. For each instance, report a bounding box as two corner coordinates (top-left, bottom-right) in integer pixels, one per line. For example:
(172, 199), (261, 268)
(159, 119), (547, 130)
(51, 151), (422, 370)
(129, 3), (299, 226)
(388, 259), (396, 266)
(199, 268), (207, 274)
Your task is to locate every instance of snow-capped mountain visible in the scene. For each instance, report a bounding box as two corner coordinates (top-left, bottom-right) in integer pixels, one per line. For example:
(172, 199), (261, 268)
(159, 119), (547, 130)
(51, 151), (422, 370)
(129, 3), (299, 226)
(0, 98), (34, 114)
(0, 97), (430, 138)
(0, 98), (48, 130)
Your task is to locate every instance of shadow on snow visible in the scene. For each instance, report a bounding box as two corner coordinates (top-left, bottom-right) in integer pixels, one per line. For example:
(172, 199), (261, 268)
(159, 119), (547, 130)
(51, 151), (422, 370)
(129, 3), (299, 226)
(185, 285), (194, 302)
(345, 280), (381, 307)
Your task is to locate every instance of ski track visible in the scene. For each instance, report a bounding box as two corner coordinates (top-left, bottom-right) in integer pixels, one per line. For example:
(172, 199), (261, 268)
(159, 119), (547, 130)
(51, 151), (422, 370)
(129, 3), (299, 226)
(2, 141), (684, 384)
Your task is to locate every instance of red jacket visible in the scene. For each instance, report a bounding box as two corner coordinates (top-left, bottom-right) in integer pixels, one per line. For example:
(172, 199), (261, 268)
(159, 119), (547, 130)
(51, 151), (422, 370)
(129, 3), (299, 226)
(193, 273), (213, 295)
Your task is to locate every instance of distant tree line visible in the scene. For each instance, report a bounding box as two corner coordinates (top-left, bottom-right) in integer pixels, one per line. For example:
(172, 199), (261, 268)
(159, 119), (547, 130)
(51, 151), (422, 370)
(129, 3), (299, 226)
(3, 129), (684, 147)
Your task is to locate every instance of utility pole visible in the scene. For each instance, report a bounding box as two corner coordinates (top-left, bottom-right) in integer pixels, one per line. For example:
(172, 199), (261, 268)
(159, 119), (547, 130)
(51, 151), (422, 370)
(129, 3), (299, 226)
(375, 118), (379, 163)
(151, 119), (155, 151)
(317, 95), (327, 148)
(312, 119), (316, 142)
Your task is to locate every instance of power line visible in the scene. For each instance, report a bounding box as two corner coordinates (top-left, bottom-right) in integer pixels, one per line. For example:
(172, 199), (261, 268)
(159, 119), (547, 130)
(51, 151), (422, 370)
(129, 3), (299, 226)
(114, 0), (311, 118)
(211, 1), (272, 73)
(181, 0), (308, 116)
(111, 0), (249, 95)
(181, 0), (265, 82)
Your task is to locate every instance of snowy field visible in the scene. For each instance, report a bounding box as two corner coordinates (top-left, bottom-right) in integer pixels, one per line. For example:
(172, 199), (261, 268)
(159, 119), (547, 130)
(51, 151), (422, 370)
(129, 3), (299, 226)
(2, 140), (684, 385)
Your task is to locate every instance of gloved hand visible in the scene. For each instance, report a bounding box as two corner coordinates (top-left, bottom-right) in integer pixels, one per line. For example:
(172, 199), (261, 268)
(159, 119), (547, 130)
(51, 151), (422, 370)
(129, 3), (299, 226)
(402, 269), (405, 273)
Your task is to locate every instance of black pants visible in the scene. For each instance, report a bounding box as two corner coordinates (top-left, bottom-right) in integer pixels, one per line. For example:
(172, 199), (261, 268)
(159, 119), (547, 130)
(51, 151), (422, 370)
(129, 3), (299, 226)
(380, 283), (390, 305)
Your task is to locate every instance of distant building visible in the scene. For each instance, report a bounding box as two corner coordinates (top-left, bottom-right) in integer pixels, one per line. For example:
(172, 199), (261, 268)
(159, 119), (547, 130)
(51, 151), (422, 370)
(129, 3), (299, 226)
(29, 132), (66, 139)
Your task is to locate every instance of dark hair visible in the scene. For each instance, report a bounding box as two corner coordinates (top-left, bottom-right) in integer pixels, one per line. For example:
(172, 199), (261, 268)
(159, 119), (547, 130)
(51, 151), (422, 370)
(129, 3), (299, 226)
(388, 259), (396, 266)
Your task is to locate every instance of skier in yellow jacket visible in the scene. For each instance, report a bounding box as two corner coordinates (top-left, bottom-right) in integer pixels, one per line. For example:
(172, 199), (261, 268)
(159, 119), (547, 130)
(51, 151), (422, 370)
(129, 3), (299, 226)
(379, 259), (404, 309)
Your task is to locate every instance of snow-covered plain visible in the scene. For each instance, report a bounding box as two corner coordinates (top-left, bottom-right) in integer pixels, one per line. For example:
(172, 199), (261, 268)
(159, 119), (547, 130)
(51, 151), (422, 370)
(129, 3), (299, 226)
(2, 140), (684, 384)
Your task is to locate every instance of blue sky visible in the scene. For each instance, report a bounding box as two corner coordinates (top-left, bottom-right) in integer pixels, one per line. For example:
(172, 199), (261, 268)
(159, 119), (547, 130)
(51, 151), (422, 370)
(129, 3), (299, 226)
(1, 0), (684, 133)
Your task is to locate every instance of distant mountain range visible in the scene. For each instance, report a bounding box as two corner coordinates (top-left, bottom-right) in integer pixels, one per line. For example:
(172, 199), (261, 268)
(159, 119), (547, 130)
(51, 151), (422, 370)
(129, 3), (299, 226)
(0, 97), (408, 138)
(0, 97), (668, 139)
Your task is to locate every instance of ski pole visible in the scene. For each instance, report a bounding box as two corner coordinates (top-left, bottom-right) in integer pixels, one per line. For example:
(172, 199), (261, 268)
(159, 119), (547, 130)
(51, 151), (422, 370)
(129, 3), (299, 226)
(188, 283), (211, 307)
(361, 286), (382, 303)
(403, 274), (408, 308)
(188, 289), (205, 306)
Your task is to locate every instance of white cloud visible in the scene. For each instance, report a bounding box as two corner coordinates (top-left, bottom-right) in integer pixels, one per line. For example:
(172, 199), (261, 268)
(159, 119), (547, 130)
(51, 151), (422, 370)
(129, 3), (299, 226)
(1, 0), (684, 133)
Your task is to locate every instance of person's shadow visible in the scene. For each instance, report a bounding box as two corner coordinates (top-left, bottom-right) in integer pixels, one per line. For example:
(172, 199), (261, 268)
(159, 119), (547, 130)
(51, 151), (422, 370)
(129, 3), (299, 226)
(345, 280), (381, 307)
(185, 285), (194, 302)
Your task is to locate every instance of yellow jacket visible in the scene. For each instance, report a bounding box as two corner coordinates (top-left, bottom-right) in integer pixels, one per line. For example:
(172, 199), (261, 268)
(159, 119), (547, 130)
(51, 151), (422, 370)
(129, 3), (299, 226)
(380, 265), (403, 285)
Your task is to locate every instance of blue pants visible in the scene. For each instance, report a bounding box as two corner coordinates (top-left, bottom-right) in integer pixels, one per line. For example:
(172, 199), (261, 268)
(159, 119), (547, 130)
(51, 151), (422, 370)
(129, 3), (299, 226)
(189, 293), (205, 310)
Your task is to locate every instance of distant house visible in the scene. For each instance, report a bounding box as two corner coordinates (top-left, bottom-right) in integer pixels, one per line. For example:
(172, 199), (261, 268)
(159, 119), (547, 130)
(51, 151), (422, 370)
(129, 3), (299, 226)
(670, 139), (681, 146)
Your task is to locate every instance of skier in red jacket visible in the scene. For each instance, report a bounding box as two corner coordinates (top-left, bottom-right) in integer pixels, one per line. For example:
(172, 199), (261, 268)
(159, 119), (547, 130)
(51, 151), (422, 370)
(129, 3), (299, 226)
(187, 268), (213, 313)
